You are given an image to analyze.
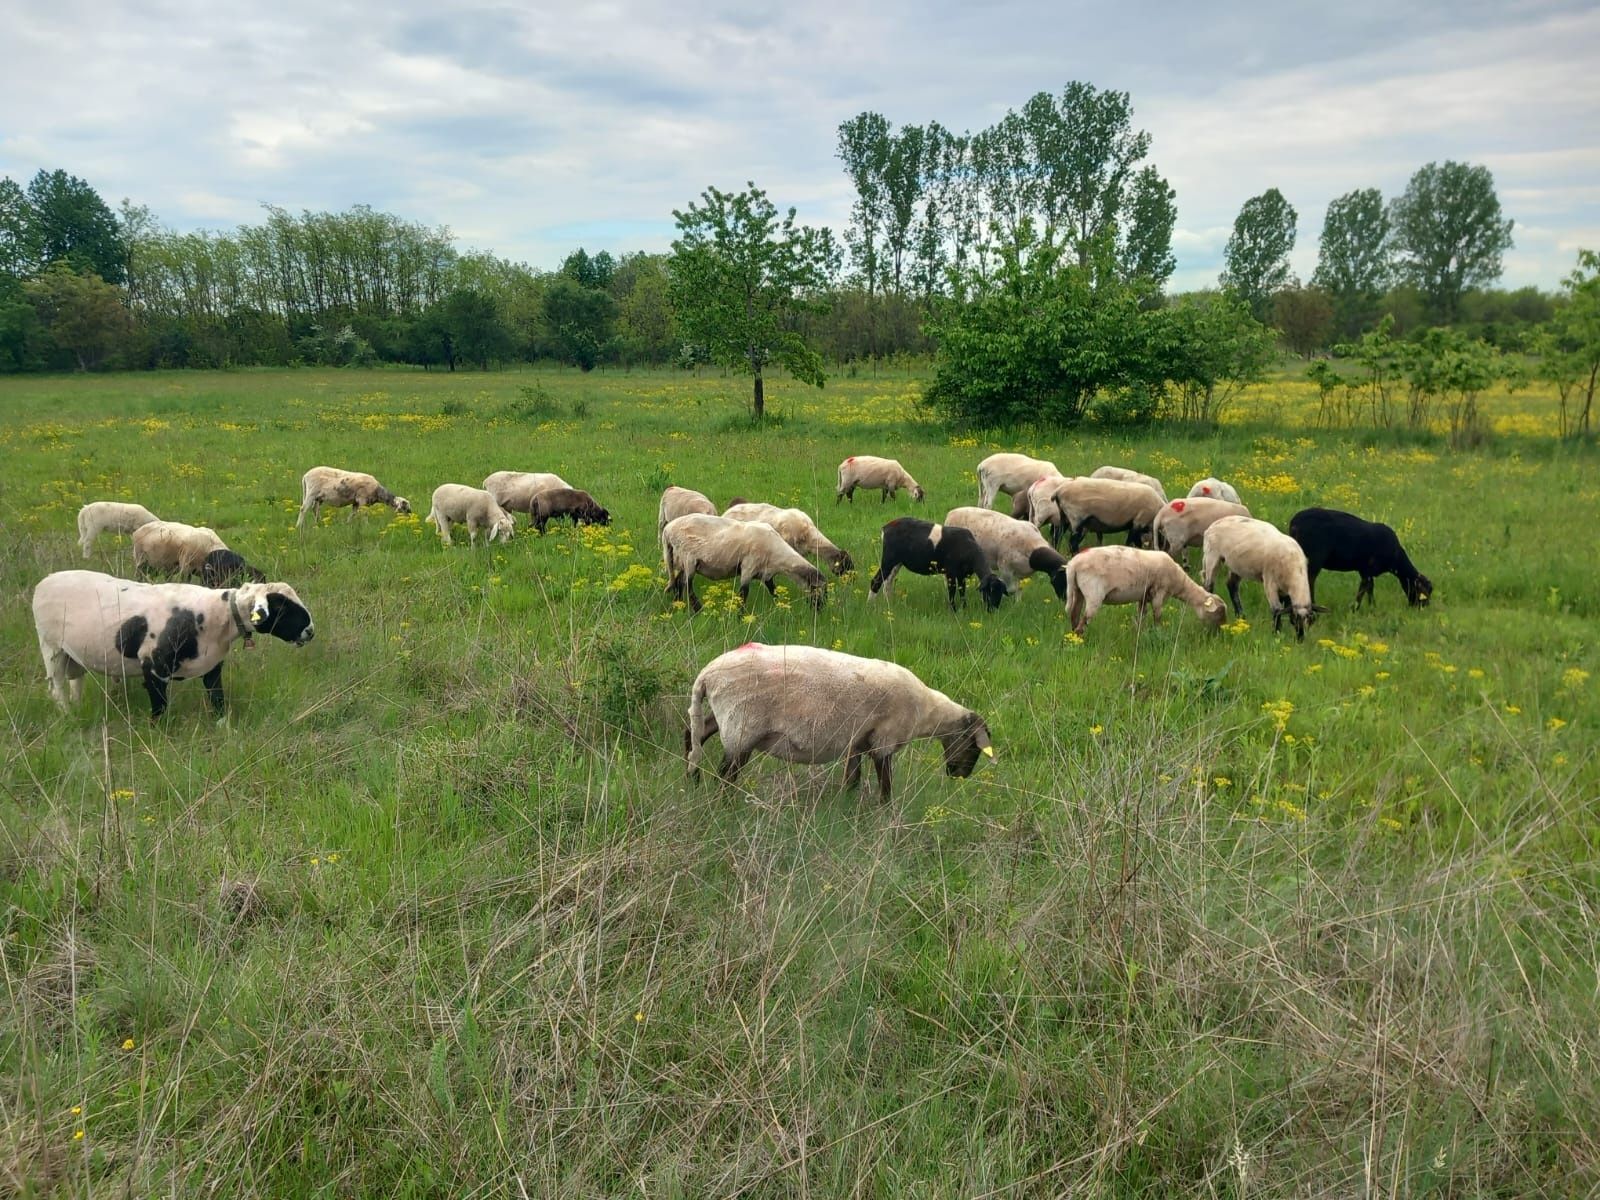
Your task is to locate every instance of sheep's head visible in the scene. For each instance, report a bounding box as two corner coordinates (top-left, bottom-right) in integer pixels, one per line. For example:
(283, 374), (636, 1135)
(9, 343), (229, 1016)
(586, 505), (611, 526)
(797, 566), (828, 609)
(1199, 594), (1227, 629)
(941, 712), (994, 778)
(979, 574), (1007, 611)
(1288, 603), (1329, 642)
(239, 582), (314, 645)
(1407, 573), (1433, 607)
(911, 483), (926, 502)
(392, 496), (413, 514)
(828, 548), (855, 575)
(492, 514), (517, 542)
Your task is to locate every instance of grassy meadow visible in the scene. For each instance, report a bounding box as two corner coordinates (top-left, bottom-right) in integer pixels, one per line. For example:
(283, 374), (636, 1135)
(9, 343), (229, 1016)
(1, 364), (1596, 1196)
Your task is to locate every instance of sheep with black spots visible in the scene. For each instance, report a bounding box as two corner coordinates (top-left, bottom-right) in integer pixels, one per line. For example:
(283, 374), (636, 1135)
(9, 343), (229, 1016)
(1202, 515), (1327, 641)
(724, 502), (854, 574)
(426, 485), (516, 547)
(686, 643), (993, 802)
(869, 517), (1007, 611)
(76, 502), (160, 558)
(661, 514), (826, 613)
(33, 570), (313, 720)
(942, 507), (1070, 602)
(1065, 546), (1227, 635)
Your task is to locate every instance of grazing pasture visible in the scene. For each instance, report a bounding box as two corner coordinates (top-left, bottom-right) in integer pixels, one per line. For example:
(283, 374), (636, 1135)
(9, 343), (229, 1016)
(1, 366), (1595, 1196)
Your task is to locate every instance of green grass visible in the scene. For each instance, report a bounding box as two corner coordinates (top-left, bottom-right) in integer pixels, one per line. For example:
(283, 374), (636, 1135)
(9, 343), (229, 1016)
(1, 365), (1596, 1196)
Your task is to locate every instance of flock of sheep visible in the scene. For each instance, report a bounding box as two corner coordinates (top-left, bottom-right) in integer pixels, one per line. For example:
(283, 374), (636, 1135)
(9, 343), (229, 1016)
(33, 452), (1432, 800)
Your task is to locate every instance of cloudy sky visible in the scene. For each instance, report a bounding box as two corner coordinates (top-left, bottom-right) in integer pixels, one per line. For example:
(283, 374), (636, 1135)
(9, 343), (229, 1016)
(4, 0), (1597, 290)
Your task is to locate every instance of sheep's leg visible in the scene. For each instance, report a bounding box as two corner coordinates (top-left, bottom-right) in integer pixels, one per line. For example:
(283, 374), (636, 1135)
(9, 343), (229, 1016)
(202, 664), (225, 716)
(1356, 576), (1375, 608)
(843, 743), (865, 791)
(140, 666), (170, 719)
(40, 640), (73, 711)
(871, 751), (895, 803)
(1226, 572), (1245, 617)
(346, 502), (360, 522)
(685, 717), (718, 778)
(1149, 591), (1165, 623)
(435, 515), (453, 546)
(1068, 524), (1086, 555)
(764, 578), (778, 595)
(1306, 566), (1321, 605)
(718, 748), (749, 786)
(686, 578), (702, 614)
(946, 573), (961, 611)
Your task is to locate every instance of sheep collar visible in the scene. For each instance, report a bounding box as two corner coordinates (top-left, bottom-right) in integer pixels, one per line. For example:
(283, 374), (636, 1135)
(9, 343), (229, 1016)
(226, 592), (255, 647)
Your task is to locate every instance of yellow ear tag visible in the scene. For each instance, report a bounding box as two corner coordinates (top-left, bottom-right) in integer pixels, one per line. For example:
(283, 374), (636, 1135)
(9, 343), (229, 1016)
(251, 609), (265, 626)
(981, 745), (995, 758)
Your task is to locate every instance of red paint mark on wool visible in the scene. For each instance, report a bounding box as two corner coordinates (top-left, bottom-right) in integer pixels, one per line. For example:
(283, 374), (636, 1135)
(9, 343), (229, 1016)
(846, 456), (855, 463)
(736, 642), (762, 652)
(1170, 500), (1186, 512)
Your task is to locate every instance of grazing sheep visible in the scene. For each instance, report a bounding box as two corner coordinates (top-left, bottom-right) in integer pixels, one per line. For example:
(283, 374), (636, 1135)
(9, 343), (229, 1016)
(869, 517), (1007, 611)
(1045, 477), (1165, 553)
(76, 502), (160, 558)
(33, 570), (314, 719)
(836, 456), (925, 504)
(660, 514), (826, 613)
(1151, 497), (1252, 564)
(297, 467), (411, 529)
(724, 502), (854, 574)
(1091, 465), (1168, 503)
(658, 486), (717, 534)
(532, 487), (610, 534)
(200, 548), (267, 589)
(1188, 476), (1242, 505)
(686, 643), (993, 802)
(132, 521), (227, 580)
(942, 507), (1070, 602)
(1202, 515), (1327, 641)
(1065, 546), (1227, 635)
(482, 470), (572, 526)
(426, 485), (516, 547)
(1288, 507), (1434, 608)
(977, 453), (1060, 509)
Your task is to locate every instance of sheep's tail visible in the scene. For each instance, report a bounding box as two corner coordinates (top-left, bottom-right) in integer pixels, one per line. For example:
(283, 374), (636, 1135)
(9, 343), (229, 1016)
(686, 671), (709, 775)
(1065, 558), (1085, 629)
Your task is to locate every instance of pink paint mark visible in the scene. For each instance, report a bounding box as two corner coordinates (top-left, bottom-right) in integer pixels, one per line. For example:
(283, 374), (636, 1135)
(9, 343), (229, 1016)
(1170, 500), (1186, 512)
(736, 642), (762, 652)
(845, 456), (855, 463)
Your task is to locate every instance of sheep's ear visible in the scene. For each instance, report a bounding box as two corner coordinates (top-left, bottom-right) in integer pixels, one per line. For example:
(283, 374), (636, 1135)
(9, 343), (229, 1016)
(1312, 604), (1331, 613)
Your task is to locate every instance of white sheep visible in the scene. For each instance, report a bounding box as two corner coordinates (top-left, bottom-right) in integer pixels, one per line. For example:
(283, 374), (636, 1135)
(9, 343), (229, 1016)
(1044, 477), (1165, 553)
(1090, 465), (1168, 502)
(1201, 515), (1326, 640)
(1150, 497), (1252, 564)
(132, 521), (227, 580)
(426, 485), (516, 547)
(942, 506), (1070, 602)
(1188, 477), (1242, 505)
(660, 514), (826, 612)
(33, 569), (314, 719)
(297, 467), (411, 528)
(723, 502), (854, 574)
(976, 453), (1060, 509)
(687, 643), (993, 801)
(76, 502), (160, 559)
(658, 486), (717, 534)
(1009, 472), (1070, 542)
(1065, 546), (1227, 635)
(836, 456), (925, 503)
(483, 470), (572, 526)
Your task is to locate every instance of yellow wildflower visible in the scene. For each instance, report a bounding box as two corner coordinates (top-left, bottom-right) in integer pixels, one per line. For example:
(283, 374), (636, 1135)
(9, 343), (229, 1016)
(71, 1106), (81, 1115)
(74, 1130), (84, 1141)
(1089, 724), (1104, 736)
(634, 1010), (645, 1024)
(1467, 668), (1484, 680)
(1375, 671), (1390, 681)
(1213, 776), (1231, 788)
(1546, 717), (1566, 731)
(1262, 699), (1294, 732)
(1505, 704), (1521, 715)
(1063, 631), (1084, 645)
(122, 1038), (135, 1051)
(968, 621), (982, 630)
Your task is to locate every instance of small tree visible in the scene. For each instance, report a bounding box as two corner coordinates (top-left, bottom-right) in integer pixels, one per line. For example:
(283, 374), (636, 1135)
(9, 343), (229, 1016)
(1388, 161), (1514, 324)
(1220, 188), (1297, 321)
(24, 264), (131, 370)
(1272, 285), (1334, 358)
(669, 183), (839, 418)
(1161, 292), (1274, 424)
(1539, 249), (1600, 437)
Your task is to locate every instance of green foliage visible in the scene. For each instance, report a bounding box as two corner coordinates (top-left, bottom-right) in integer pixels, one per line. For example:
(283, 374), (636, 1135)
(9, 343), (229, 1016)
(1220, 188), (1297, 321)
(1388, 161), (1514, 323)
(1121, 164), (1178, 296)
(669, 182), (839, 417)
(18, 169), (127, 284)
(1272, 284), (1335, 358)
(1402, 327), (1500, 446)
(1312, 187), (1392, 337)
(1538, 248), (1600, 437)
(543, 276), (617, 371)
(23, 264), (132, 370)
(1160, 291), (1275, 424)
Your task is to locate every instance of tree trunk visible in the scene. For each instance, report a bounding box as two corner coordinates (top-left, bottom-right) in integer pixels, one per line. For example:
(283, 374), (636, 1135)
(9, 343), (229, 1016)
(753, 372), (765, 420)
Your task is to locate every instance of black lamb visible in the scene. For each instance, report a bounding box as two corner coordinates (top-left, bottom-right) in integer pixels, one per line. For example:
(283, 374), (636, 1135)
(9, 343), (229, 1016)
(200, 548), (267, 589)
(1287, 507), (1433, 608)
(870, 517), (1008, 611)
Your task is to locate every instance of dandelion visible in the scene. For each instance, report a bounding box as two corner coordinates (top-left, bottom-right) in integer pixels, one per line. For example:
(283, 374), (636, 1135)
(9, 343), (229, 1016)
(310, 857), (320, 867)
(73, 1129), (84, 1141)
(1274, 797), (1308, 821)
(1357, 685), (1375, 698)
(1547, 717), (1567, 731)
(1063, 631), (1084, 646)
(122, 1038), (135, 1051)
(1365, 641), (1389, 656)
(634, 1010), (645, 1024)
(71, 1106), (81, 1116)
(1304, 663), (1322, 674)
(1554, 753), (1569, 767)
(1089, 724), (1104, 736)
(1222, 618), (1250, 636)
(327, 852), (340, 863)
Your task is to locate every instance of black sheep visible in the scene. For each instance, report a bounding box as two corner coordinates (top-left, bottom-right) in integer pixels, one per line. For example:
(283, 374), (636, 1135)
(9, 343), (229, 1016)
(532, 488), (610, 534)
(1287, 507), (1433, 608)
(200, 548), (267, 589)
(869, 517), (1008, 611)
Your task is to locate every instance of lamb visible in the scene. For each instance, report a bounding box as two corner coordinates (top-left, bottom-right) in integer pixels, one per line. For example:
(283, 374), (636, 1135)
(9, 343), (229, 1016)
(1201, 515), (1327, 641)
(941, 507), (1070, 602)
(723, 502), (854, 574)
(1288, 507), (1433, 608)
(836, 456), (925, 504)
(426, 485), (516, 547)
(200, 548), (267, 589)
(660, 514), (827, 613)
(531, 488), (610, 534)
(1065, 546), (1227, 636)
(658, 485), (716, 534)
(132, 521), (227, 580)
(76, 502), (160, 558)
(1044, 477), (1165, 553)
(686, 643), (993, 802)
(869, 517), (1007, 611)
(33, 570), (314, 719)
(977, 452), (1060, 509)
(482, 470), (572, 526)
(1090, 465), (1168, 502)
(297, 467), (411, 529)
(1188, 477), (1242, 505)
(1150, 497), (1252, 564)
